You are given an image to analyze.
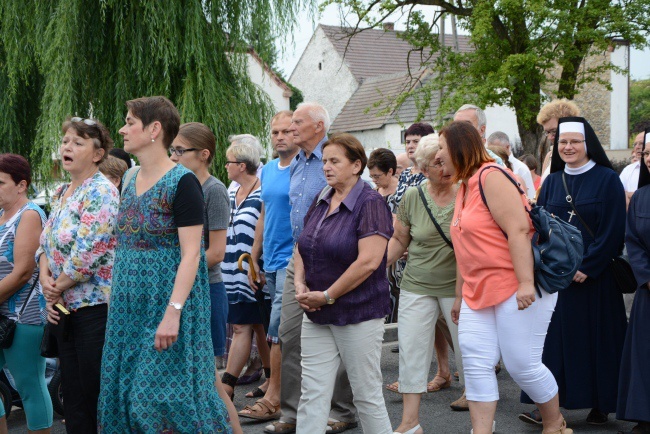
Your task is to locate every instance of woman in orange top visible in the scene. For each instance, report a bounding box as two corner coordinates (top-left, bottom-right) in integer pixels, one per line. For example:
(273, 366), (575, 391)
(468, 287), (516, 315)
(439, 121), (571, 434)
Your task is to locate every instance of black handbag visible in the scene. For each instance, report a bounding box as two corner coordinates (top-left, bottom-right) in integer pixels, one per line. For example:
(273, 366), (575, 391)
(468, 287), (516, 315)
(0, 273), (40, 349)
(561, 172), (636, 293)
(478, 166), (584, 295)
(40, 322), (59, 358)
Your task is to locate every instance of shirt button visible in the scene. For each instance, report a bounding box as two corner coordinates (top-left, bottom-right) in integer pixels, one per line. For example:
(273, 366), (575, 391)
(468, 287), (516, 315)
(299, 193), (302, 196)
(306, 163), (309, 165)
(302, 178), (305, 180)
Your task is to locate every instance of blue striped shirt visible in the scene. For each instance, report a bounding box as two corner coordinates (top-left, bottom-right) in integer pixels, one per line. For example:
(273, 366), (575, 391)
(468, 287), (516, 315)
(290, 136), (328, 242)
(222, 187), (266, 303)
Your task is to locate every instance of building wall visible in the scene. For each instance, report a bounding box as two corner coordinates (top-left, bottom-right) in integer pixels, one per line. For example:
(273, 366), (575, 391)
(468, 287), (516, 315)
(246, 54), (290, 113)
(349, 123), (407, 153)
(543, 47), (627, 149)
(289, 26), (359, 120)
(609, 43), (629, 150)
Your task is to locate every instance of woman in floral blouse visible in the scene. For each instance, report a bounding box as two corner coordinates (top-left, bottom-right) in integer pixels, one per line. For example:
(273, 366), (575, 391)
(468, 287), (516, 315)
(37, 117), (119, 434)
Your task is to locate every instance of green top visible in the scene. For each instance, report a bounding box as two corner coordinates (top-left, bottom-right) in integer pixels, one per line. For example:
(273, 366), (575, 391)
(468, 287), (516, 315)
(397, 182), (457, 298)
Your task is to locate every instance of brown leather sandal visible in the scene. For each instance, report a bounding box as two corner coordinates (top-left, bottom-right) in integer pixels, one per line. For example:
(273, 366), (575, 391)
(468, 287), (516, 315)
(238, 398), (281, 421)
(427, 373), (452, 392)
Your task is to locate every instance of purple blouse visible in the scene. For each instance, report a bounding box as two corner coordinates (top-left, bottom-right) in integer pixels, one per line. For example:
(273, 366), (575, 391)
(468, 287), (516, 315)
(297, 178), (393, 326)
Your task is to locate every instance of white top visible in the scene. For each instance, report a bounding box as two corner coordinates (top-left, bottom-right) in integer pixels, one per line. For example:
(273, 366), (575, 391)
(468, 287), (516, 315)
(619, 161), (640, 193)
(564, 159), (596, 175)
(509, 154), (536, 199)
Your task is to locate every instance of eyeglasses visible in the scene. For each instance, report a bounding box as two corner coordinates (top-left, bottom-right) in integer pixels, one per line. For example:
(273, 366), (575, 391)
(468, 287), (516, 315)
(71, 117), (97, 126)
(543, 128), (557, 137)
(558, 139), (586, 146)
(429, 161), (444, 169)
(369, 173), (385, 180)
(169, 147), (198, 156)
(225, 161), (242, 166)
(642, 151), (650, 157)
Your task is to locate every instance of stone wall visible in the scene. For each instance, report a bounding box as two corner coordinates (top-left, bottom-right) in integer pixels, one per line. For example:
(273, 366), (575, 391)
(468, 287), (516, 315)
(542, 48), (613, 148)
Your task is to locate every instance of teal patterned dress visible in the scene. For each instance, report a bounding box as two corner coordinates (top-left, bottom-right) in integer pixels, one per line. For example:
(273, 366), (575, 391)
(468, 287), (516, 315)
(98, 165), (231, 433)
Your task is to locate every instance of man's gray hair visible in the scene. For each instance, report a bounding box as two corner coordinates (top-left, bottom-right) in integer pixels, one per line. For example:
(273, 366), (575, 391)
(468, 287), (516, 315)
(487, 131), (510, 147)
(296, 101), (331, 132)
(227, 134), (262, 174)
(456, 104), (487, 128)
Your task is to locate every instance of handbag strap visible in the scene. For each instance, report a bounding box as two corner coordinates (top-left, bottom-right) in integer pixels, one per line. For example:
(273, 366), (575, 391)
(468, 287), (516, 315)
(561, 172), (595, 239)
(15, 272), (40, 321)
(477, 165), (530, 239)
(416, 185), (453, 249)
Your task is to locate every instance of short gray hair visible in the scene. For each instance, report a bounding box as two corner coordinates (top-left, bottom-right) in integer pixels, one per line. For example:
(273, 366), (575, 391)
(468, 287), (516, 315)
(487, 131), (510, 147)
(414, 134), (440, 169)
(227, 134), (261, 175)
(456, 104), (486, 129)
(296, 101), (331, 132)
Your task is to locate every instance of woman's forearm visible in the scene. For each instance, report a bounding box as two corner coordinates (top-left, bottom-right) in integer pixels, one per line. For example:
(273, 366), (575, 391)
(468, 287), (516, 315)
(508, 231), (535, 286)
(327, 235), (388, 299)
(170, 251), (200, 306)
(0, 270), (33, 304)
(293, 246), (306, 285)
(386, 237), (408, 266)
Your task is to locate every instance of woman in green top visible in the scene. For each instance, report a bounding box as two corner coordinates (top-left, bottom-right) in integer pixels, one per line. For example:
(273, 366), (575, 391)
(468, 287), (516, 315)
(386, 137), (465, 434)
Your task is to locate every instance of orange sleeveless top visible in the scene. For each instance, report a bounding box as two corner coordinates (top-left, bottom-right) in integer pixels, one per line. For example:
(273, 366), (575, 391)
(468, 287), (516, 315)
(450, 164), (534, 310)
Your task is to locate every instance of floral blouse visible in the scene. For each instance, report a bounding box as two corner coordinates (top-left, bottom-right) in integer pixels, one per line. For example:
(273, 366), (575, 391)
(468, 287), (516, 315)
(36, 171), (119, 310)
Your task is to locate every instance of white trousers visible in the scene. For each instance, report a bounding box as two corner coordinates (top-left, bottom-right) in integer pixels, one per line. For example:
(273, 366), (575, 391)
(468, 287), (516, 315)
(398, 290), (464, 392)
(296, 316), (392, 434)
(459, 291), (558, 403)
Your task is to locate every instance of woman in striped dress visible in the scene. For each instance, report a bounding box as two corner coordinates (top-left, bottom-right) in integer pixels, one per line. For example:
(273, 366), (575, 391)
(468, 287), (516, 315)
(220, 134), (271, 400)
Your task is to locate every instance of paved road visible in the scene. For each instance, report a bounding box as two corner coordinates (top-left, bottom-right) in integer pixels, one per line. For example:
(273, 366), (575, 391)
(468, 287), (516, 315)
(7, 342), (635, 433)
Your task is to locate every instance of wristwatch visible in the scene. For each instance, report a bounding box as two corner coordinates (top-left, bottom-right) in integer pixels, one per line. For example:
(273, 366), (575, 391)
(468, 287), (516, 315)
(169, 301), (183, 311)
(323, 290), (335, 305)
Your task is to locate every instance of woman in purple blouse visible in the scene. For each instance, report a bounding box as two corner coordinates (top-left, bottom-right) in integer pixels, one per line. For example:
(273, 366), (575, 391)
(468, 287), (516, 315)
(293, 133), (394, 434)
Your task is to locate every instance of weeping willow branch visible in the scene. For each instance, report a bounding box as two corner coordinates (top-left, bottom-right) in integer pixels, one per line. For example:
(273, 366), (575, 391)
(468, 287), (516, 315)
(0, 0), (314, 183)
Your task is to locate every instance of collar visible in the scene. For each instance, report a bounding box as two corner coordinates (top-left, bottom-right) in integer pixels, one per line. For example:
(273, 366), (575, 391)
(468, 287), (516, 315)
(564, 159), (596, 175)
(296, 135), (327, 162)
(319, 177), (365, 211)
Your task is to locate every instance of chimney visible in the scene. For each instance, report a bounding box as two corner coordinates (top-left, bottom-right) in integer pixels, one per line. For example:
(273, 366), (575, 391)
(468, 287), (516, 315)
(383, 22), (395, 31)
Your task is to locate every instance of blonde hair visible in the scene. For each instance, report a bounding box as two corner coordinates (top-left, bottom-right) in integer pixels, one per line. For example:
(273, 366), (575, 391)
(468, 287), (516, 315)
(414, 134), (440, 169)
(537, 99), (581, 124)
(99, 155), (128, 181)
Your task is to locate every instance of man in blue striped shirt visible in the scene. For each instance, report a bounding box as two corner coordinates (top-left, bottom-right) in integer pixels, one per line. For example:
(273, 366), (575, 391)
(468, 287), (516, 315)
(264, 102), (358, 434)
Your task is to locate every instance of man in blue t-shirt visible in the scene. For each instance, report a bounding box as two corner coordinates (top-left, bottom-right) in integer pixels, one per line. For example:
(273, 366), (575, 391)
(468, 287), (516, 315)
(239, 110), (298, 420)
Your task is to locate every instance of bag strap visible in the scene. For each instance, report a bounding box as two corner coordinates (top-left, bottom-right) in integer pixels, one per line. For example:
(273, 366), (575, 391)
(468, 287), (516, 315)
(561, 172), (595, 239)
(477, 165), (530, 239)
(15, 272), (40, 321)
(416, 185), (453, 249)
(317, 185), (332, 202)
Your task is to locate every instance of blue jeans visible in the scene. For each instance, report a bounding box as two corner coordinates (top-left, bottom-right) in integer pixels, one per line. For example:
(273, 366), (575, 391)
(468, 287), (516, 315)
(266, 268), (287, 342)
(209, 282), (228, 356)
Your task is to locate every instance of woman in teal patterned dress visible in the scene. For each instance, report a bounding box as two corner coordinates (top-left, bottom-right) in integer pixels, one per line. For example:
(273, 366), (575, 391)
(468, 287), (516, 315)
(98, 96), (240, 434)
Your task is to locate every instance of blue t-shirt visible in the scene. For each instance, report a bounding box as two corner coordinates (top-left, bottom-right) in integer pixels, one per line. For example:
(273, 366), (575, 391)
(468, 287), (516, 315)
(261, 159), (294, 271)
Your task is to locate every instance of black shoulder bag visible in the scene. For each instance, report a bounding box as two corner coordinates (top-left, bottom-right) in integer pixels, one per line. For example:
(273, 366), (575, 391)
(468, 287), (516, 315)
(0, 273), (40, 349)
(561, 172), (636, 294)
(416, 185), (453, 249)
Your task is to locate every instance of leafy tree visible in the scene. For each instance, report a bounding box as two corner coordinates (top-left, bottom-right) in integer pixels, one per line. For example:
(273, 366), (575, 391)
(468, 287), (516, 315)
(0, 0), (313, 183)
(630, 79), (650, 133)
(324, 0), (650, 158)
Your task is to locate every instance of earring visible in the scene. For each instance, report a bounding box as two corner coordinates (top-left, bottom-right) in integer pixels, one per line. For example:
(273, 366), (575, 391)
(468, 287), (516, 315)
(151, 137), (155, 142)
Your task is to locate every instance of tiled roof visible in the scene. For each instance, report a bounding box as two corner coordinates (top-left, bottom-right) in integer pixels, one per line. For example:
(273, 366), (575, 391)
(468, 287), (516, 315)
(331, 71), (439, 132)
(320, 24), (473, 81)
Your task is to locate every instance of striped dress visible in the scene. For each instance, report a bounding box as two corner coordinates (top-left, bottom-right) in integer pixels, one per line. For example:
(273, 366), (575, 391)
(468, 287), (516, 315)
(222, 186), (267, 304)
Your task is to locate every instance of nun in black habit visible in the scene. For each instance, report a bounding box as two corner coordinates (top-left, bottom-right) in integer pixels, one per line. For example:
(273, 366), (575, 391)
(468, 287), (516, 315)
(616, 128), (650, 434)
(520, 117), (628, 424)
